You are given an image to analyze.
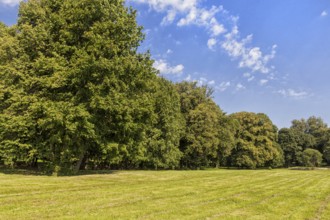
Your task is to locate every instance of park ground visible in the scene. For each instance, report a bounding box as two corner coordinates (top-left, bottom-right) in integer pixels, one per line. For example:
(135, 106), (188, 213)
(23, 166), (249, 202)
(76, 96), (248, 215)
(1, 169), (330, 219)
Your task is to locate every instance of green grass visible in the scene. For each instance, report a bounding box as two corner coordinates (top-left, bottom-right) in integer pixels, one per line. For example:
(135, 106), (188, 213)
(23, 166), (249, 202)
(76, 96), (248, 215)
(1, 169), (330, 219)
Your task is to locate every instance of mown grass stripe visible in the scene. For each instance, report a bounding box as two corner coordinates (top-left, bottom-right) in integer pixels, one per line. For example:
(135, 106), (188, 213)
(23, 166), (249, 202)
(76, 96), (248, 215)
(1, 169), (330, 219)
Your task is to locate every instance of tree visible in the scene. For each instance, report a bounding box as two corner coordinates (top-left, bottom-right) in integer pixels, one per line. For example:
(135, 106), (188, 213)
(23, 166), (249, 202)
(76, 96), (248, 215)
(143, 77), (184, 169)
(229, 112), (283, 169)
(298, 148), (323, 167)
(278, 128), (302, 167)
(321, 129), (330, 164)
(289, 116), (330, 165)
(306, 117), (330, 155)
(175, 81), (213, 116)
(0, 0), (158, 174)
(175, 81), (229, 169)
(183, 100), (223, 168)
(216, 115), (237, 167)
(291, 116), (328, 152)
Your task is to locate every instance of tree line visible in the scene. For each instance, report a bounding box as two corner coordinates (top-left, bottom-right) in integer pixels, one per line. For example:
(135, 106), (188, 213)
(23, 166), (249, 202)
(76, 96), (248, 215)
(0, 0), (328, 174)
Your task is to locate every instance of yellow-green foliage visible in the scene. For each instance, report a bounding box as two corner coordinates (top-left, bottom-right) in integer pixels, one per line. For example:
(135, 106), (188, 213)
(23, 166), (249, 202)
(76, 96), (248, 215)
(1, 169), (330, 219)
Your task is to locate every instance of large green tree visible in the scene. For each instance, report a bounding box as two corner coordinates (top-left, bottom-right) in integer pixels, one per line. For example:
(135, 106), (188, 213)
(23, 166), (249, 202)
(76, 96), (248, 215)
(0, 0), (159, 174)
(229, 112), (283, 169)
(175, 81), (235, 169)
(143, 78), (184, 169)
(278, 128), (302, 167)
(216, 115), (237, 167)
(289, 116), (330, 165)
(184, 100), (222, 168)
(175, 82), (217, 168)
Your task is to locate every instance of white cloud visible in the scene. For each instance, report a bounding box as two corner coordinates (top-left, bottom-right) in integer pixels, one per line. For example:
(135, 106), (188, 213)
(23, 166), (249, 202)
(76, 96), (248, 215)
(196, 77), (215, 86)
(0, 0), (21, 6)
(177, 7), (198, 26)
(236, 83), (245, 91)
(321, 11), (328, 17)
(184, 74), (192, 81)
(166, 49), (173, 54)
(259, 79), (268, 86)
(216, 81), (231, 92)
(184, 75), (216, 86)
(153, 59), (184, 75)
(207, 38), (217, 50)
(210, 18), (226, 36)
(133, 0), (227, 39)
(178, 5), (222, 26)
(277, 89), (310, 99)
(133, 0), (198, 13)
(133, 0), (277, 75)
(161, 10), (177, 25)
(243, 72), (251, 78)
(243, 72), (255, 82)
(175, 40), (182, 45)
(222, 26), (277, 74)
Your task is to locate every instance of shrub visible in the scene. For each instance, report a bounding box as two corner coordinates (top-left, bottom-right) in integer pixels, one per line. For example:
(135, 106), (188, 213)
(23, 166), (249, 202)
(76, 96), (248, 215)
(298, 148), (323, 167)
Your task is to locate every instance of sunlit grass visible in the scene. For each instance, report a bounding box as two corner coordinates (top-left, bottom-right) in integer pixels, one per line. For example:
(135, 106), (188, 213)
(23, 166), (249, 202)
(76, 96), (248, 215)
(1, 169), (330, 219)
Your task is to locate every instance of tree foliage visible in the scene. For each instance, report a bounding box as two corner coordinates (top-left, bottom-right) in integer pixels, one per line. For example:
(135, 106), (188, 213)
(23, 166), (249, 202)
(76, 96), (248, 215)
(0, 0), (159, 174)
(1, 0), (330, 173)
(229, 112), (283, 168)
(278, 128), (302, 167)
(175, 82), (219, 168)
(278, 116), (330, 166)
(298, 148), (323, 167)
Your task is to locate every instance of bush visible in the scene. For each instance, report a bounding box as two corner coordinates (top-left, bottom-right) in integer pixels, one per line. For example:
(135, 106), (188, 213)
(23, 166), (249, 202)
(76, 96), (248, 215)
(298, 148), (323, 167)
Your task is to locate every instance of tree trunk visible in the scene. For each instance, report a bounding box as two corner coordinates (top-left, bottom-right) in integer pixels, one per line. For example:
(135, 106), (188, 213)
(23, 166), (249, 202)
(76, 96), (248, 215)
(74, 151), (85, 174)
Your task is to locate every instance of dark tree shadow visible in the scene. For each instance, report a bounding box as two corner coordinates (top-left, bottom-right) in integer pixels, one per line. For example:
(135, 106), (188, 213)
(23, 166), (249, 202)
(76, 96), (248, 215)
(0, 166), (118, 176)
(0, 166), (46, 176)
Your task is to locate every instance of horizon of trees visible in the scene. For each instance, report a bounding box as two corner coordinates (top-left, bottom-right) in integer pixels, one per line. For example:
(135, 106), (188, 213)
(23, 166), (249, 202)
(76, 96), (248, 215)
(0, 0), (329, 175)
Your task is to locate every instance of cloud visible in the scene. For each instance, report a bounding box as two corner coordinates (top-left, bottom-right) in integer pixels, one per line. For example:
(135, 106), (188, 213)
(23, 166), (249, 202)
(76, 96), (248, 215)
(184, 75), (216, 86)
(321, 11), (328, 17)
(209, 18), (226, 36)
(236, 83), (245, 91)
(161, 10), (177, 25)
(133, 0), (198, 15)
(176, 5), (227, 39)
(243, 72), (251, 78)
(0, 0), (21, 6)
(222, 27), (277, 74)
(277, 89), (310, 99)
(259, 79), (268, 86)
(175, 40), (182, 45)
(184, 74), (192, 81)
(132, 0), (277, 76)
(216, 81), (231, 92)
(243, 73), (255, 82)
(153, 59), (184, 75)
(196, 77), (216, 86)
(207, 38), (217, 50)
(166, 49), (173, 54)
(133, 0), (227, 37)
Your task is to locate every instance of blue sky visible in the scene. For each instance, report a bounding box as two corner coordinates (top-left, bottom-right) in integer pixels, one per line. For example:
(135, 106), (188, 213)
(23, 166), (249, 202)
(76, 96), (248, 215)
(1, 0), (330, 128)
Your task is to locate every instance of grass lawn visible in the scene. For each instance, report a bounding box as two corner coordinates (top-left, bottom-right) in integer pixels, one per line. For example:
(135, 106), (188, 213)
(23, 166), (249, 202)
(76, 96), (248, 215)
(1, 169), (330, 219)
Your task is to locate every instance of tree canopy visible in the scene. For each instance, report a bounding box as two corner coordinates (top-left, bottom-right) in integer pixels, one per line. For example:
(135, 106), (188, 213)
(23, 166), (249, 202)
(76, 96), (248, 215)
(0, 0), (329, 173)
(0, 0), (160, 174)
(229, 112), (283, 168)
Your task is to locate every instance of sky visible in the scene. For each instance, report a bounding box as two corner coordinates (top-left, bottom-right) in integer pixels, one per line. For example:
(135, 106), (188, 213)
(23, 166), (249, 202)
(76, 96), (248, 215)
(1, 0), (330, 128)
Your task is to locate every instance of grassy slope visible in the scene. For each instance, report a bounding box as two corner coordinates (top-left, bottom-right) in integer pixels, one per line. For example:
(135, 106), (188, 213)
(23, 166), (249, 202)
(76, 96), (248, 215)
(1, 169), (330, 219)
